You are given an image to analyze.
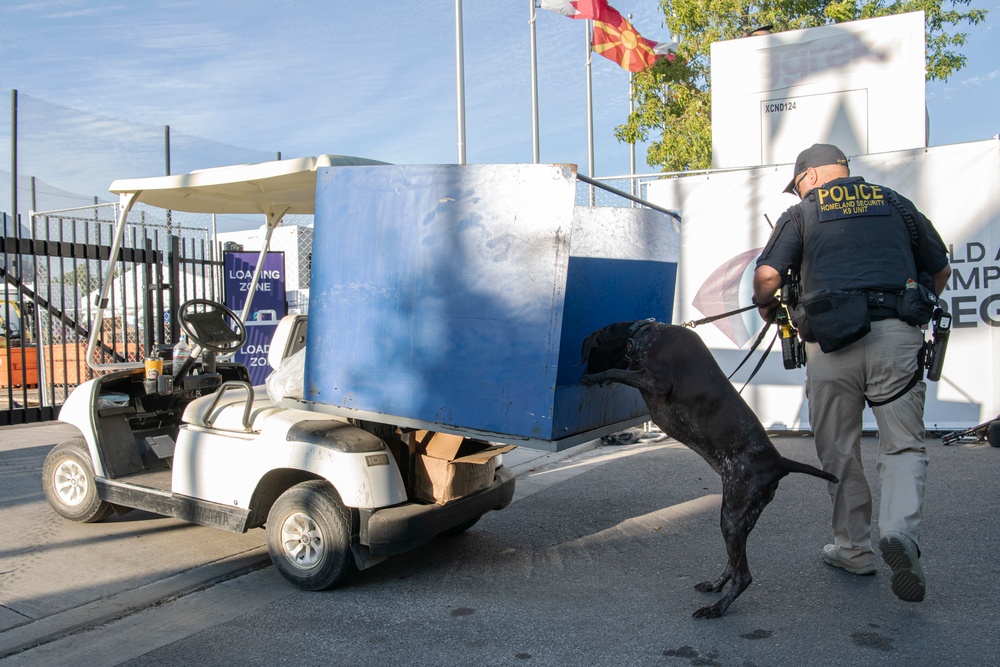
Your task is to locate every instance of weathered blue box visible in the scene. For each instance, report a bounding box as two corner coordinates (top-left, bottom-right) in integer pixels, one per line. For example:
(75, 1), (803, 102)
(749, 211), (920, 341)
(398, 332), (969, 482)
(304, 164), (678, 448)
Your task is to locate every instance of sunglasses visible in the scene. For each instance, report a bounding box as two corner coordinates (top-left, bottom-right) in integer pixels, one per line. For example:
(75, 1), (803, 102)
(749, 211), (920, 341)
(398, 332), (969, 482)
(793, 170), (808, 198)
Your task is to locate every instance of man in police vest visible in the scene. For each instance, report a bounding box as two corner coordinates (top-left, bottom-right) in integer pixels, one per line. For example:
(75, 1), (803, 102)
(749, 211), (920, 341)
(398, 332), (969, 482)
(752, 144), (951, 602)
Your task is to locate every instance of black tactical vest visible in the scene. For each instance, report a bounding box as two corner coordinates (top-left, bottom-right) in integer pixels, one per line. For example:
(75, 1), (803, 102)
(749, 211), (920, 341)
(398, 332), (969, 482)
(798, 177), (916, 295)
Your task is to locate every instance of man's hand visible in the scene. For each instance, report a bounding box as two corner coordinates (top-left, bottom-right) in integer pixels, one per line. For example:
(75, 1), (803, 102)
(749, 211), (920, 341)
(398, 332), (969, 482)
(754, 296), (780, 322)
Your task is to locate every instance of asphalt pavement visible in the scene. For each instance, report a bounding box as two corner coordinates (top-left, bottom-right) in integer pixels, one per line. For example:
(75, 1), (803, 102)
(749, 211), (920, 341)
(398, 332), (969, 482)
(0, 419), (602, 661)
(2, 421), (999, 666)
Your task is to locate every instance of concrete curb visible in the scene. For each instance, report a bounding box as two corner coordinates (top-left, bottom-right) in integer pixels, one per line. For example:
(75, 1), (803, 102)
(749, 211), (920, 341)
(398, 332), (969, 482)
(0, 547), (271, 659)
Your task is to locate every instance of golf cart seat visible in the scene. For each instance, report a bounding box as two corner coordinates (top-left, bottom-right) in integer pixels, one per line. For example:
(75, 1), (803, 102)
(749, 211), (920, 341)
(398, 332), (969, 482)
(182, 314), (309, 433)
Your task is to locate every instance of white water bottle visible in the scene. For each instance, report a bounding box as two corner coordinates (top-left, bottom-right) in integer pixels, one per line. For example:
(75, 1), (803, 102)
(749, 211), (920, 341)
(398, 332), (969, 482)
(173, 336), (190, 374)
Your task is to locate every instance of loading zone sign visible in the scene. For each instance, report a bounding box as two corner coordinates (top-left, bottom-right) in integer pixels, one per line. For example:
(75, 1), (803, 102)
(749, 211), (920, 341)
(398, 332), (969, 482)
(223, 251), (287, 385)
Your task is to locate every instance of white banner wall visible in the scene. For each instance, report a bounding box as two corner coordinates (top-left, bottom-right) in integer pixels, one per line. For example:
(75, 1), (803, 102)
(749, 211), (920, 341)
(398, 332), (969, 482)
(711, 12), (927, 169)
(647, 140), (1000, 431)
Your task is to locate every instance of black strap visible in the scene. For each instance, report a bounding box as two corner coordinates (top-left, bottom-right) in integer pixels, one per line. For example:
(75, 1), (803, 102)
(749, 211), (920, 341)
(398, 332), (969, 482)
(726, 310), (779, 394)
(681, 306), (782, 393)
(866, 366), (924, 408)
(886, 191), (920, 250)
(681, 303), (758, 329)
(736, 328), (779, 395)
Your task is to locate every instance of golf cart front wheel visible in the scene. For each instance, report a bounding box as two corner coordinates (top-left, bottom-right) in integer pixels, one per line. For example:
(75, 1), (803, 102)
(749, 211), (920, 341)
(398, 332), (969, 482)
(266, 481), (356, 591)
(42, 438), (114, 523)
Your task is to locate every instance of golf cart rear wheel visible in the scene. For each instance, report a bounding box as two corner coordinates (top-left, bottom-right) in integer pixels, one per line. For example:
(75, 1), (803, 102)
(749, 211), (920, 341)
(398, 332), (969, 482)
(266, 481), (356, 591)
(42, 438), (114, 523)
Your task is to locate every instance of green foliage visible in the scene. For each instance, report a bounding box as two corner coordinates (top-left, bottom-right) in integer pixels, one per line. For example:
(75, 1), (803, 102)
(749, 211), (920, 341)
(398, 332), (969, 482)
(620, 0), (987, 171)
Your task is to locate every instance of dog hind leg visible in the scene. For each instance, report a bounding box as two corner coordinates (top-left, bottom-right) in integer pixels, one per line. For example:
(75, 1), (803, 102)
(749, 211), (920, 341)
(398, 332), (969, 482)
(693, 486), (773, 618)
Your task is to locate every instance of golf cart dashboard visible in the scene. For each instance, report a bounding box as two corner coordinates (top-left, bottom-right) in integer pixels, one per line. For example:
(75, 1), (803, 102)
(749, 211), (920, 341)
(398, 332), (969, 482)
(96, 363), (251, 423)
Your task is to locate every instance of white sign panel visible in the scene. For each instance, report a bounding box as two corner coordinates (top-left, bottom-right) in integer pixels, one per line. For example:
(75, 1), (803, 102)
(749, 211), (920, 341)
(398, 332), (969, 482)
(712, 12), (926, 169)
(761, 90), (869, 165)
(647, 140), (1000, 432)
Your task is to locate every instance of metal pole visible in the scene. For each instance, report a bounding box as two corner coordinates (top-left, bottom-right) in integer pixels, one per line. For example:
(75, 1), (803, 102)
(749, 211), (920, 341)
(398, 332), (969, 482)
(211, 213), (218, 266)
(164, 125), (172, 235)
(529, 0), (540, 163)
(585, 21), (595, 203)
(576, 173), (680, 221)
(455, 0), (467, 165)
(10, 89), (17, 233)
(629, 71), (637, 202)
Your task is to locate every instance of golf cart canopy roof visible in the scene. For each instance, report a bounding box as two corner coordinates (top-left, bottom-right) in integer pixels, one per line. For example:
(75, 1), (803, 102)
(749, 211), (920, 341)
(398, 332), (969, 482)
(108, 154), (387, 217)
(89, 154), (387, 371)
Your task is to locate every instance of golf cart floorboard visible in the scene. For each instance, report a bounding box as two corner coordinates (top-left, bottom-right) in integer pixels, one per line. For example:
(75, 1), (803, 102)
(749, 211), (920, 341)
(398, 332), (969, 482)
(110, 468), (173, 492)
(96, 471), (251, 532)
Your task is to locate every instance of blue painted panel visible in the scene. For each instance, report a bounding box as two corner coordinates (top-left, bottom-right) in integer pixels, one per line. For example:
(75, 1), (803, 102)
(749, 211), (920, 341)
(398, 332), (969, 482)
(306, 164), (575, 439)
(556, 256), (677, 387)
(304, 164), (681, 443)
(551, 256), (676, 437)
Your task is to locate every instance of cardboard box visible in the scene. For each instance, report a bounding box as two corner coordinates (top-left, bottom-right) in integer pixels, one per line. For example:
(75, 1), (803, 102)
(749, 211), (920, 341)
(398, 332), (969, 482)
(407, 430), (516, 504)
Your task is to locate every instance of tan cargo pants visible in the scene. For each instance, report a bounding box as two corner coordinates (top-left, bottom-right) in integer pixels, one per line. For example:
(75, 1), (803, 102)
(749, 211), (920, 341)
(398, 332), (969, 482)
(806, 318), (928, 565)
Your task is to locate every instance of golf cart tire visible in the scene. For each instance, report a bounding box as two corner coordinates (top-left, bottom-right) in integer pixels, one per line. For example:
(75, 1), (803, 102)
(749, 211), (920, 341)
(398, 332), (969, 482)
(42, 438), (115, 523)
(266, 480), (356, 591)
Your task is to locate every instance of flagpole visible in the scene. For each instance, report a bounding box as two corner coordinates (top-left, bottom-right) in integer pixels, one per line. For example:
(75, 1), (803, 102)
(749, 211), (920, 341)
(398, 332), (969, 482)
(529, 1), (540, 163)
(629, 71), (636, 202)
(455, 0), (467, 165)
(585, 19), (595, 202)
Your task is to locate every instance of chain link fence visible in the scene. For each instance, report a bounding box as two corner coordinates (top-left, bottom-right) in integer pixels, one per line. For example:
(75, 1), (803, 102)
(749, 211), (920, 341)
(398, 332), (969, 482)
(3, 92), (276, 231)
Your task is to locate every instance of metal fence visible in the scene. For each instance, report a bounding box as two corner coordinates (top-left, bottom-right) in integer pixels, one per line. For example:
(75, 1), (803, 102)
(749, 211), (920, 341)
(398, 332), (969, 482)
(1, 203), (220, 425)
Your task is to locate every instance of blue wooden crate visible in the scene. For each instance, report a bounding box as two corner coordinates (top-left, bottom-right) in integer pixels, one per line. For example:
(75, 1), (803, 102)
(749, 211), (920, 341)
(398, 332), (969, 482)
(304, 164), (678, 446)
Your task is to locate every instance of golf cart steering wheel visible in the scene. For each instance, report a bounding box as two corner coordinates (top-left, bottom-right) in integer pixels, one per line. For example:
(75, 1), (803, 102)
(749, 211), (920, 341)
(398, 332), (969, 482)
(177, 299), (247, 355)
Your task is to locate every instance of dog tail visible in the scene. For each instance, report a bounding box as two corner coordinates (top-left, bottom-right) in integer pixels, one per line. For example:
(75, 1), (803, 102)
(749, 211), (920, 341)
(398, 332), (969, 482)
(780, 457), (839, 484)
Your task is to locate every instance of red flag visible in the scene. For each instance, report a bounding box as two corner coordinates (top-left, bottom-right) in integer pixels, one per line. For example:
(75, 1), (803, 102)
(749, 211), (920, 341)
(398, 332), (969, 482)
(538, 0), (616, 22)
(592, 9), (675, 72)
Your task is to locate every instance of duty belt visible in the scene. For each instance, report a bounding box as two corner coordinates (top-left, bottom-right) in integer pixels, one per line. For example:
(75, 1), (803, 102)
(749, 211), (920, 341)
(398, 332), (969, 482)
(862, 289), (902, 320)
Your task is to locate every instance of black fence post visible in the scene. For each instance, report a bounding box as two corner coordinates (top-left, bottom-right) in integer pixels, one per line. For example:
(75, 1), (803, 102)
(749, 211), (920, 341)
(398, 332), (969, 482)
(142, 237), (155, 357)
(168, 234), (180, 346)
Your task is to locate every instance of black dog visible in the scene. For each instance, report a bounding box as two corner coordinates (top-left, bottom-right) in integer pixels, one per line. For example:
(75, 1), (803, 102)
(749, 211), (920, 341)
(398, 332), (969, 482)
(580, 320), (837, 618)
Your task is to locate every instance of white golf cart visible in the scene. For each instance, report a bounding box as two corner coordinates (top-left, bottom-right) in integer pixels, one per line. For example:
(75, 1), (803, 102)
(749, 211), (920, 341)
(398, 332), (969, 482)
(42, 156), (515, 590)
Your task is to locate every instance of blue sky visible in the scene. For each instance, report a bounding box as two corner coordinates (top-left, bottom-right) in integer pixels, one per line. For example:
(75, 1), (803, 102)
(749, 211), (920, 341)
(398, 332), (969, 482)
(2, 1), (998, 229)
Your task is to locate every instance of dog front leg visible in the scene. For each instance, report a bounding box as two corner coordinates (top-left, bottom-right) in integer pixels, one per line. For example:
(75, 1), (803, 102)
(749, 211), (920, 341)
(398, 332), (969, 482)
(581, 368), (665, 394)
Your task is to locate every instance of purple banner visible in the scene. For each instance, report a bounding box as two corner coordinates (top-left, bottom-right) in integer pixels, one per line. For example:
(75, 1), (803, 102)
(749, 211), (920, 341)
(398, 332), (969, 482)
(223, 251), (287, 385)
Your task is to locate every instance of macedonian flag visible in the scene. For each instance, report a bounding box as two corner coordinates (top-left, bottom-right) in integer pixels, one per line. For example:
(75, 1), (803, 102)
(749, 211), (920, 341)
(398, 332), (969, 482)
(592, 10), (675, 72)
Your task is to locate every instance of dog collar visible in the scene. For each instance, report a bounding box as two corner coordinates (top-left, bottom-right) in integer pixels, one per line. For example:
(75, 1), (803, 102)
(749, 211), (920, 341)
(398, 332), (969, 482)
(625, 318), (656, 358)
